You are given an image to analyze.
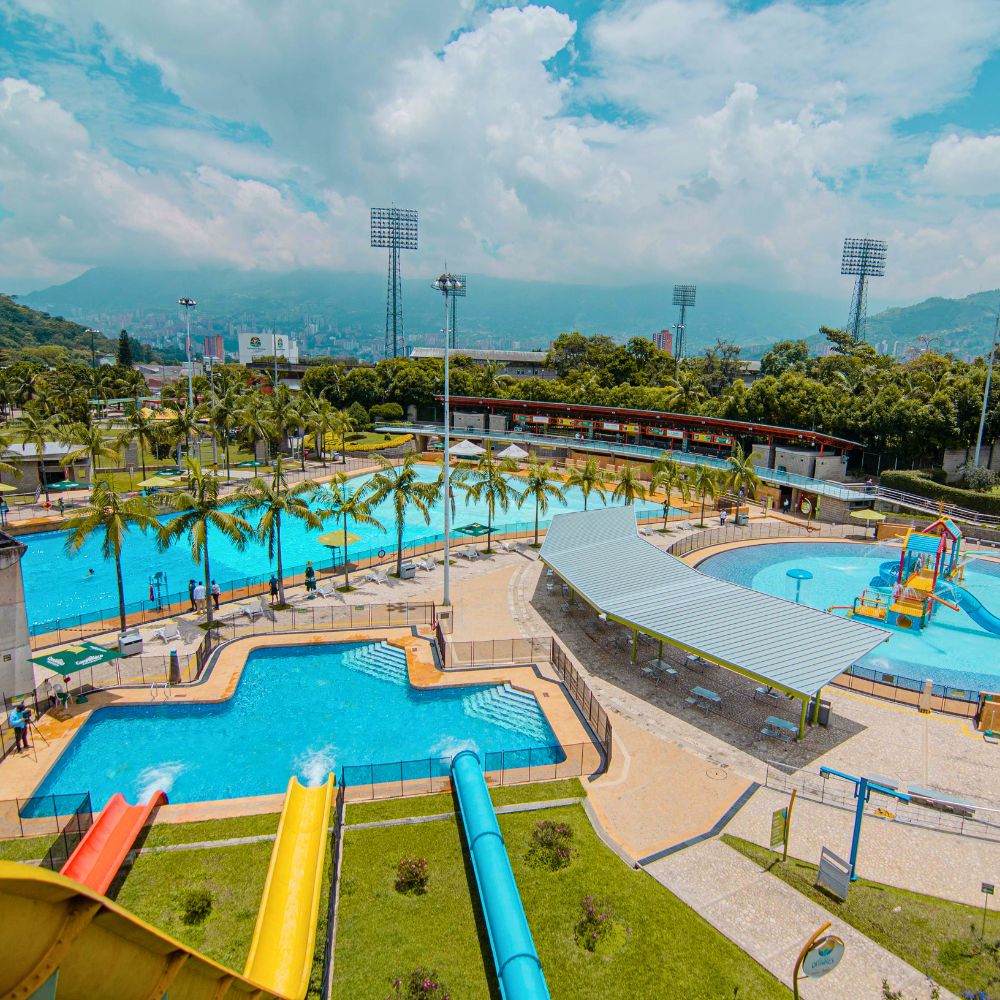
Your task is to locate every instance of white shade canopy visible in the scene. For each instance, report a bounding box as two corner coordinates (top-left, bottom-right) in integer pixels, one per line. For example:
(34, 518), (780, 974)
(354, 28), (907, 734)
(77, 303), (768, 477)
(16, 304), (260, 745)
(498, 444), (529, 460)
(449, 439), (486, 457)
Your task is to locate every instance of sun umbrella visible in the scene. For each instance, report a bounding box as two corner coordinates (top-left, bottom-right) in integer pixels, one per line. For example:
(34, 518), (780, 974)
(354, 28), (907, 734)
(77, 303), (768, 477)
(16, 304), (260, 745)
(449, 439), (486, 458)
(0, 483), (16, 493)
(46, 480), (90, 492)
(497, 443), (529, 460)
(317, 529), (361, 571)
(138, 475), (179, 488)
(455, 522), (493, 536)
(850, 507), (886, 539)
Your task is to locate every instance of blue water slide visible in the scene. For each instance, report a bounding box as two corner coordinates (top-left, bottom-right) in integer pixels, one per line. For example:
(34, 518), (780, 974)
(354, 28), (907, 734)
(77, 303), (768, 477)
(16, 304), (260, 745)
(939, 582), (1000, 635)
(450, 750), (550, 1000)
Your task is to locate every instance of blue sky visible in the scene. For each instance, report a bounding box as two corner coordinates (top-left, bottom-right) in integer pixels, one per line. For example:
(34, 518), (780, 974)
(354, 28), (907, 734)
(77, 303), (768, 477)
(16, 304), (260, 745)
(0, 0), (998, 306)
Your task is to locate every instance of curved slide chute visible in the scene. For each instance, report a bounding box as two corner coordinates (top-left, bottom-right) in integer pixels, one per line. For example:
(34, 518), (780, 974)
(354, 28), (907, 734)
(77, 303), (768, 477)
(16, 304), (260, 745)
(451, 749), (550, 1000)
(60, 790), (168, 895)
(244, 774), (335, 1000)
(942, 582), (1000, 635)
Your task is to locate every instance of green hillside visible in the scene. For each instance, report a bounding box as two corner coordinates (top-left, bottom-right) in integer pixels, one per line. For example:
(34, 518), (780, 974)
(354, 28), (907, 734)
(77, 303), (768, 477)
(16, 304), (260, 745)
(0, 294), (119, 364)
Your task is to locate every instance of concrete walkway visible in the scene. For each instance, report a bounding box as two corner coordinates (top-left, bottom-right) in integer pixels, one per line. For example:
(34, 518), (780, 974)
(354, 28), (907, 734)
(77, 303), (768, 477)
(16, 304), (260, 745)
(645, 838), (953, 1000)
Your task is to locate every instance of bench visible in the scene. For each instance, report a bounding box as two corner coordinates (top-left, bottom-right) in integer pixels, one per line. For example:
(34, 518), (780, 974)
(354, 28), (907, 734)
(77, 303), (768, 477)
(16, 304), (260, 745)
(867, 774), (899, 791)
(754, 685), (781, 704)
(685, 654), (706, 673)
(907, 785), (976, 818)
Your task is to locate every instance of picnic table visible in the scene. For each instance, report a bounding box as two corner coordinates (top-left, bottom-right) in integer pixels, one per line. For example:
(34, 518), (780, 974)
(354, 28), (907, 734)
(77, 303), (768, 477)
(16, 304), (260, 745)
(761, 715), (798, 742)
(642, 659), (678, 684)
(907, 784), (976, 817)
(685, 654), (706, 673)
(688, 686), (721, 711)
(754, 685), (781, 703)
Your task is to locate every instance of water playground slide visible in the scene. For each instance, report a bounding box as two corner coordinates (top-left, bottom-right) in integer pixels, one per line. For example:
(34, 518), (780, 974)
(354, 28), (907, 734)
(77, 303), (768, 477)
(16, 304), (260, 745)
(451, 749), (550, 1000)
(243, 774), (335, 1000)
(946, 583), (1000, 636)
(60, 789), (168, 895)
(0, 860), (287, 999)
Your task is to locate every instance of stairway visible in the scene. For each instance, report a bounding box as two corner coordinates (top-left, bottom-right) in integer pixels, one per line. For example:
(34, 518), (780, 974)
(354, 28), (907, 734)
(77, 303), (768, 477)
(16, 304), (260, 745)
(462, 684), (551, 742)
(339, 641), (409, 685)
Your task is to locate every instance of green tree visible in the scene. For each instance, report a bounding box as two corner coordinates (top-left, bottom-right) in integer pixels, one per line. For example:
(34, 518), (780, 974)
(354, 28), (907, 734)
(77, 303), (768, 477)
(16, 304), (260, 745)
(611, 463), (646, 506)
(116, 329), (134, 367)
(347, 400), (370, 432)
(516, 456), (567, 546)
(18, 409), (59, 495)
(65, 423), (121, 480)
(452, 441), (517, 552)
(726, 442), (762, 501)
(691, 464), (720, 526)
(759, 339), (810, 378)
(233, 457), (323, 604)
(158, 460), (253, 625)
(652, 456), (690, 529)
(64, 482), (160, 632)
(312, 472), (384, 591)
(565, 457), (607, 512)
(367, 454), (441, 576)
(116, 404), (159, 481)
(201, 385), (242, 481)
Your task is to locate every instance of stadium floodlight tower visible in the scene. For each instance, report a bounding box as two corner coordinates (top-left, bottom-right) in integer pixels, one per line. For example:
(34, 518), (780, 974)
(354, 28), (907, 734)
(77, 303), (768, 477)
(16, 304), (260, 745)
(449, 274), (467, 349)
(672, 285), (697, 363)
(371, 206), (418, 358)
(177, 297), (197, 412)
(841, 237), (887, 342)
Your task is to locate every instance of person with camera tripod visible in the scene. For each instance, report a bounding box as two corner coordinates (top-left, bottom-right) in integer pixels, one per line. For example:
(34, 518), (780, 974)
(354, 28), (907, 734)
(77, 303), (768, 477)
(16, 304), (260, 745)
(8, 702), (30, 753)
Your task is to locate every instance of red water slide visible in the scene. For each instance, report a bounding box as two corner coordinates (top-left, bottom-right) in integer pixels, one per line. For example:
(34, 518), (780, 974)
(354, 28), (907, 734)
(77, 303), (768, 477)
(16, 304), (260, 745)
(60, 790), (168, 895)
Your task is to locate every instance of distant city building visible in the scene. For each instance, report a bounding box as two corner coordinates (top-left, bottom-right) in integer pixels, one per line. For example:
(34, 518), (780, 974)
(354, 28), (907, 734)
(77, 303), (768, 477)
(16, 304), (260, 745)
(203, 335), (225, 361)
(238, 332), (299, 366)
(409, 347), (554, 379)
(652, 329), (673, 354)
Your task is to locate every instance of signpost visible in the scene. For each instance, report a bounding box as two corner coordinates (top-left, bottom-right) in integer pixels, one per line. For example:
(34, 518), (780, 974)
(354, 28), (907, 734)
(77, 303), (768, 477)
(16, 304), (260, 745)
(770, 790), (797, 861)
(982, 882), (994, 936)
(817, 847), (852, 902)
(792, 921), (846, 999)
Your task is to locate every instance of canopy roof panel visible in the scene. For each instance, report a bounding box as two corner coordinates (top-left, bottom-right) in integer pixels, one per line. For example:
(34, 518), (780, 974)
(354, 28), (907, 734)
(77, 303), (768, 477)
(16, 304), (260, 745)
(540, 507), (890, 698)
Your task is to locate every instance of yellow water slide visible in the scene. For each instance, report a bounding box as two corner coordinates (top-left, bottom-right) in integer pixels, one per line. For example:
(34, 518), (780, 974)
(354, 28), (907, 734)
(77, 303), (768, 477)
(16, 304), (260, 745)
(243, 774), (335, 999)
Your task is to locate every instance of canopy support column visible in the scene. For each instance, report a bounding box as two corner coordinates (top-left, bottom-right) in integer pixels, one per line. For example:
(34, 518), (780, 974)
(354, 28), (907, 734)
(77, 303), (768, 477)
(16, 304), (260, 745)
(631, 629), (638, 664)
(657, 639), (664, 660)
(798, 697), (808, 739)
(810, 689), (823, 725)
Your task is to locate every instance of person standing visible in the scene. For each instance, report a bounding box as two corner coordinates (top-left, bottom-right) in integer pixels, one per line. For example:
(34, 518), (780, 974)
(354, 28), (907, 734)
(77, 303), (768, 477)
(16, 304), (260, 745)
(304, 561), (316, 593)
(43, 678), (56, 710)
(211, 580), (221, 610)
(193, 581), (206, 613)
(8, 704), (28, 753)
(269, 575), (279, 603)
(188, 579), (197, 611)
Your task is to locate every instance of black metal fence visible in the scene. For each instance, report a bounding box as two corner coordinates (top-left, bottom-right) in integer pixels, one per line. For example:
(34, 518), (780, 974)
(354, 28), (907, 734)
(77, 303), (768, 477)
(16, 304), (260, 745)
(550, 636), (613, 765)
(441, 636), (553, 670)
(0, 791), (92, 847)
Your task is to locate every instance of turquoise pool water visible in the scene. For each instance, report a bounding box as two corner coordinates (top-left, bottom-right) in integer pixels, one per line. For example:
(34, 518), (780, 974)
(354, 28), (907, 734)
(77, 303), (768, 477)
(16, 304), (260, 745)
(30, 642), (562, 809)
(698, 541), (1000, 692)
(22, 463), (673, 630)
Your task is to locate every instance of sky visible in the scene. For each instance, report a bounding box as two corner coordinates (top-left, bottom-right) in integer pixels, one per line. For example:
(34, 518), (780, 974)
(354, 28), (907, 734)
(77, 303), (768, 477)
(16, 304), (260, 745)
(0, 0), (998, 305)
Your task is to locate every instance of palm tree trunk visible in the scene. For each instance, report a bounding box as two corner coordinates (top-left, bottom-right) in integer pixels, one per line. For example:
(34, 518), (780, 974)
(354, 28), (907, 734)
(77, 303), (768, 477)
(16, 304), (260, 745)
(700, 492), (706, 526)
(114, 552), (127, 633)
(341, 431), (347, 465)
(583, 490), (588, 512)
(139, 439), (147, 482)
(486, 502), (492, 554)
(224, 440), (231, 483)
(534, 498), (540, 546)
(275, 514), (285, 604)
(203, 537), (214, 626)
(396, 519), (404, 577)
(342, 513), (351, 591)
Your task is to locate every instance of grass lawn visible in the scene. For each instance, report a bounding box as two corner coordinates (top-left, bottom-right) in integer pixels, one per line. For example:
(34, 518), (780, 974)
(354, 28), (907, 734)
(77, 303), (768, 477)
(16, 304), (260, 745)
(344, 777), (584, 826)
(334, 803), (789, 1000)
(113, 840), (274, 974)
(725, 834), (997, 997)
(0, 831), (59, 862)
(141, 812), (282, 849)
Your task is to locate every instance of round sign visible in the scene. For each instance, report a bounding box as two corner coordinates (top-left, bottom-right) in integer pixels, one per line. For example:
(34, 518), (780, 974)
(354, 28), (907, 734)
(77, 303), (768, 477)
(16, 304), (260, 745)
(799, 497), (812, 515)
(801, 935), (845, 979)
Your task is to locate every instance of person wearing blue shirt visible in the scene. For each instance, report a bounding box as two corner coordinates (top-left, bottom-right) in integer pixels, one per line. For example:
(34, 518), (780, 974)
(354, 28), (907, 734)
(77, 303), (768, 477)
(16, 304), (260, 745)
(8, 704), (29, 753)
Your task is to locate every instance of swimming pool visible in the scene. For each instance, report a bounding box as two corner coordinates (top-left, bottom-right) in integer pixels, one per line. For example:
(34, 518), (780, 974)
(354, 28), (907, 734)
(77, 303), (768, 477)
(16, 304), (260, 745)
(698, 541), (1000, 692)
(30, 642), (563, 809)
(22, 463), (673, 630)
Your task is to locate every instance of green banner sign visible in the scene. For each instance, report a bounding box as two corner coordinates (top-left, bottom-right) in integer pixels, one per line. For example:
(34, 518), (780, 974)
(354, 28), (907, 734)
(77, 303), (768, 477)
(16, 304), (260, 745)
(770, 807), (787, 849)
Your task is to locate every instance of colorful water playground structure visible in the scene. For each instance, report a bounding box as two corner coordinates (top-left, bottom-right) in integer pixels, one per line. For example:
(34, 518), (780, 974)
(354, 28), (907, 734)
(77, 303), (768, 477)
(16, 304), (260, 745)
(0, 774), (334, 1000)
(841, 518), (1000, 634)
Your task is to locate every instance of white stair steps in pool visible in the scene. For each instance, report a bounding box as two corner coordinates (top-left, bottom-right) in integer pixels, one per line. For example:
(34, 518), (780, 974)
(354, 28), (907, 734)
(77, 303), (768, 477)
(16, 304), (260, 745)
(462, 684), (550, 741)
(340, 642), (409, 685)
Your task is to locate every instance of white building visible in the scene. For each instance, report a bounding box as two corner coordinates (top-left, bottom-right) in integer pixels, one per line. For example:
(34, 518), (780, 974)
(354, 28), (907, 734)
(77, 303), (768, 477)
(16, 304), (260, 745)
(238, 332), (299, 366)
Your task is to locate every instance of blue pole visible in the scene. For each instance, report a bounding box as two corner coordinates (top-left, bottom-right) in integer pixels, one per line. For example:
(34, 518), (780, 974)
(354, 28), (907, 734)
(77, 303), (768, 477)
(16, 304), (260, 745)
(848, 777), (868, 881)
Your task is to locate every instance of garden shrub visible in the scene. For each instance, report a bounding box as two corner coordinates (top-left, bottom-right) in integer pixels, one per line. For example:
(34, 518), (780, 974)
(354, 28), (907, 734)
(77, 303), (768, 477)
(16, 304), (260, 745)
(387, 968), (451, 998)
(347, 400), (370, 431)
(395, 856), (429, 894)
(529, 819), (573, 870)
(576, 894), (617, 952)
(958, 462), (998, 492)
(370, 402), (405, 424)
(180, 888), (213, 925)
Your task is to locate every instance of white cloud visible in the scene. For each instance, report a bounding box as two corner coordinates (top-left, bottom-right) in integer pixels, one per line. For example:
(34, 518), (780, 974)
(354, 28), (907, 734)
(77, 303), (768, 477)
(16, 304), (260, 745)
(922, 133), (1000, 196)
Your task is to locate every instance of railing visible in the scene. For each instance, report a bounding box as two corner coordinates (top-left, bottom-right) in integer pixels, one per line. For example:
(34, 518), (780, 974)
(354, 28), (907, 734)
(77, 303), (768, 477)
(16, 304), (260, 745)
(0, 791), (93, 846)
(871, 484), (1000, 530)
(321, 778), (347, 998)
(550, 636), (613, 765)
(765, 760), (1000, 843)
(663, 519), (860, 558)
(340, 743), (599, 802)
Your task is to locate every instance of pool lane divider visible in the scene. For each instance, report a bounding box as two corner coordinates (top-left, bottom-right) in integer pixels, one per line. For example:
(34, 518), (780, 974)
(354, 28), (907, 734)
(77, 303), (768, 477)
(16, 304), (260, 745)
(451, 749), (550, 1000)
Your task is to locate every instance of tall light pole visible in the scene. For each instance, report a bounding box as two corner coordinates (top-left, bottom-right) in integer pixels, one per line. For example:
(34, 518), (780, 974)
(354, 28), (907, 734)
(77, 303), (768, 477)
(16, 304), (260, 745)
(432, 273), (464, 607)
(178, 298), (196, 413)
(974, 303), (1000, 468)
(85, 328), (100, 369)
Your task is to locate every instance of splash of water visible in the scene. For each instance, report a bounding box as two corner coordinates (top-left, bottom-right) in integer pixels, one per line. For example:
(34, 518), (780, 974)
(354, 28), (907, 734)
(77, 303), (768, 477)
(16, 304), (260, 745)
(135, 761), (187, 803)
(295, 744), (338, 787)
(427, 735), (480, 762)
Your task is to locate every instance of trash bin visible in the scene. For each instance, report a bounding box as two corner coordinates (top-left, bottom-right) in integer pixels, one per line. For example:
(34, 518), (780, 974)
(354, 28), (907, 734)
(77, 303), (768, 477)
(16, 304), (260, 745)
(118, 629), (143, 657)
(810, 698), (832, 727)
(736, 512), (750, 526)
(399, 562), (417, 581)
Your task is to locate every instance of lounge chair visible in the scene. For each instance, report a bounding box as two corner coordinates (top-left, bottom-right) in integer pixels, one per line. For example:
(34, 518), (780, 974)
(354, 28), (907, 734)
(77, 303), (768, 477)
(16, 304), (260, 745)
(152, 621), (181, 643)
(639, 526), (652, 536)
(497, 541), (514, 553)
(240, 603), (263, 622)
(417, 557), (437, 571)
(361, 569), (388, 585)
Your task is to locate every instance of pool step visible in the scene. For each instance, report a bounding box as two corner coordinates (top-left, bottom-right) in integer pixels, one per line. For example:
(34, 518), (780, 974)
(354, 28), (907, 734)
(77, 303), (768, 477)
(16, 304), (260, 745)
(340, 642), (409, 686)
(462, 684), (550, 742)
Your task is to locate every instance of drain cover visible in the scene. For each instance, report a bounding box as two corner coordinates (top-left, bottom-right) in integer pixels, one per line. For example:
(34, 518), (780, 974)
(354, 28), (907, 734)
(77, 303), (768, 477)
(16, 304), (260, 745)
(706, 767), (728, 781)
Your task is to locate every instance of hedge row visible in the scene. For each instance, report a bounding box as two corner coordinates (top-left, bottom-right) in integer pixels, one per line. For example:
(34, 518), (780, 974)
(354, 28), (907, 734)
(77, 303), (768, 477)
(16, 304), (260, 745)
(880, 470), (1000, 516)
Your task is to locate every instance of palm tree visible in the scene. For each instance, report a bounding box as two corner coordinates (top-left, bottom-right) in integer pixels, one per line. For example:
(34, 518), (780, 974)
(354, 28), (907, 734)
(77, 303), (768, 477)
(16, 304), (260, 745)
(367, 454), (441, 576)
(64, 482), (160, 632)
(116, 405), (159, 482)
(611, 463), (646, 506)
(162, 402), (199, 466)
(691, 464), (720, 527)
(726, 442), (762, 503)
(516, 455), (567, 546)
(330, 408), (354, 464)
(158, 459), (252, 625)
(652, 456), (691, 529)
(311, 472), (384, 590)
(65, 423), (121, 482)
(238, 394), (276, 463)
(201, 385), (242, 481)
(0, 427), (22, 482)
(306, 397), (345, 467)
(479, 360), (503, 398)
(452, 441), (517, 553)
(233, 456), (323, 604)
(565, 457), (607, 512)
(18, 409), (59, 496)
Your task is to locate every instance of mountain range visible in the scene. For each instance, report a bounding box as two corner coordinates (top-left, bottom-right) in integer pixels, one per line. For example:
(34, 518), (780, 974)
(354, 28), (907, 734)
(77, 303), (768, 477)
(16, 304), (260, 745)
(14, 267), (1000, 360)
